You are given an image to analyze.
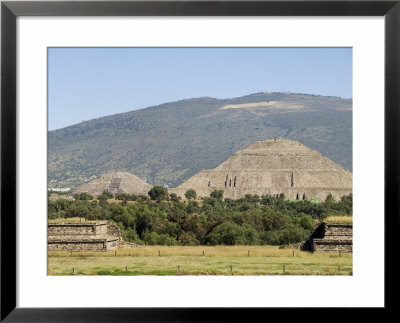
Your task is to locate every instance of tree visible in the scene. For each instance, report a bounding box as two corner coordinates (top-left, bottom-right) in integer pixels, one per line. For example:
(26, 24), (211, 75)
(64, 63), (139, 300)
(101, 190), (114, 199)
(73, 192), (93, 201)
(179, 232), (200, 246)
(260, 194), (274, 205)
(325, 193), (335, 204)
(210, 190), (224, 200)
(148, 186), (169, 201)
(169, 193), (180, 202)
(243, 194), (260, 203)
(207, 222), (259, 245)
(298, 214), (316, 231)
(184, 189), (197, 200)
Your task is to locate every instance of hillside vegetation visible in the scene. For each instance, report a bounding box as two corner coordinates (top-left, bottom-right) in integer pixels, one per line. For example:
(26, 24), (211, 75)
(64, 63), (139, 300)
(48, 189), (352, 247)
(48, 92), (352, 188)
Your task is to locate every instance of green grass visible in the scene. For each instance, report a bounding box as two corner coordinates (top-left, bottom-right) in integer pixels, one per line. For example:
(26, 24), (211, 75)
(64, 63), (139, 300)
(48, 245), (352, 276)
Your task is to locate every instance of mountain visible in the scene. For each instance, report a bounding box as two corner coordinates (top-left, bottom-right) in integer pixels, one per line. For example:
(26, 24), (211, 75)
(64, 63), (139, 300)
(48, 92), (352, 189)
(170, 139), (352, 201)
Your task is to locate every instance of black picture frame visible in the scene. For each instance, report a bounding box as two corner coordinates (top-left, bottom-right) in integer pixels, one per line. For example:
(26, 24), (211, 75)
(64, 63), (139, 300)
(1, 0), (399, 321)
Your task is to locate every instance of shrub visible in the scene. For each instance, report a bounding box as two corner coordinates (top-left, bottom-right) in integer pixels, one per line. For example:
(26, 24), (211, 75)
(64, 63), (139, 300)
(148, 186), (169, 201)
(122, 227), (142, 244)
(298, 214), (316, 231)
(101, 190), (114, 199)
(325, 193), (335, 204)
(143, 231), (177, 246)
(207, 222), (260, 245)
(210, 190), (224, 200)
(169, 193), (180, 202)
(179, 232), (200, 246)
(260, 194), (274, 205)
(260, 227), (309, 245)
(73, 192), (93, 200)
(184, 189), (197, 200)
(243, 194), (260, 203)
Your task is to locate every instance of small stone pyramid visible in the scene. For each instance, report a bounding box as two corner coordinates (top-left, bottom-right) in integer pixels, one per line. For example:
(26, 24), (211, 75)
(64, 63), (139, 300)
(74, 171), (152, 196)
(170, 139), (352, 200)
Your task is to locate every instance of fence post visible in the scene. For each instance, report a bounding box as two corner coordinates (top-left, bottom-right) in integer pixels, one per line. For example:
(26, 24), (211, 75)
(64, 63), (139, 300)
(125, 267), (127, 272)
(230, 265), (232, 272)
(178, 265), (180, 271)
(72, 267), (74, 273)
(293, 250), (295, 257)
(248, 250), (250, 257)
(158, 250), (161, 257)
(203, 251), (205, 256)
(283, 264), (286, 274)
(338, 265), (340, 273)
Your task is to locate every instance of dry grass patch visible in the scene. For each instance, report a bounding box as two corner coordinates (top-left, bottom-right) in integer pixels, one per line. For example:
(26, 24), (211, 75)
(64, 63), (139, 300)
(221, 101), (304, 110)
(324, 216), (352, 224)
(48, 217), (98, 223)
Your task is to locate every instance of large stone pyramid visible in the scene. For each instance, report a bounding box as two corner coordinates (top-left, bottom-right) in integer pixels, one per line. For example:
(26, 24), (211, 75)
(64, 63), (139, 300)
(170, 139), (352, 200)
(74, 171), (152, 196)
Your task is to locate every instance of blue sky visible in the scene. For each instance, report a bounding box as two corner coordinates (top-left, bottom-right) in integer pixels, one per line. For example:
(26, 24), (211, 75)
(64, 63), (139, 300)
(48, 48), (352, 130)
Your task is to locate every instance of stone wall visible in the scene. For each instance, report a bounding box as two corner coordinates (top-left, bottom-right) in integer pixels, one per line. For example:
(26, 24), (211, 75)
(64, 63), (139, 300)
(48, 240), (107, 252)
(107, 222), (122, 242)
(105, 239), (120, 251)
(304, 223), (352, 253)
(48, 222), (109, 237)
(48, 223), (97, 236)
(312, 239), (352, 252)
(48, 221), (122, 252)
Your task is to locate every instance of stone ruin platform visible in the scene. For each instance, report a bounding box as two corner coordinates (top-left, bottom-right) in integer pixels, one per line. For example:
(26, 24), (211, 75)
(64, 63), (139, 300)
(302, 222), (352, 253)
(48, 221), (122, 252)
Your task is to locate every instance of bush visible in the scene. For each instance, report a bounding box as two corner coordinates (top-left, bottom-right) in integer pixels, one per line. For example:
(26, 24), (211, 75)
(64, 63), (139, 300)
(186, 200), (199, 214)
(207, 222), (260, 245)
(260, 194), (274, 205)
(298, 214), (316, 231)
(325, 193), (335, 204)
(148, 186), (169, 201)
(260, 227), (309, 245)
(184, 189), (197, 200)
(143, 231), (177, 246)
(210, 190), (224, 200)
(122, 227), (142, 244)
(243, 194), (260, 203)
(169, 193), (180, 202)
(73, 192), (93, 200)
(101, 190), (114, 199)
(179, 232), (200, 246)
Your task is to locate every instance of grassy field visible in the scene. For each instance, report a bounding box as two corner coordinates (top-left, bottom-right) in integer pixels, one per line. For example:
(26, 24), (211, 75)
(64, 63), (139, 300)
(48, 245), (352, 276)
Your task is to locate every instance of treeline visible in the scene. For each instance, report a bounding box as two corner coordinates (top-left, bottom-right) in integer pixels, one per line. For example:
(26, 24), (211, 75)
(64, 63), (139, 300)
(48, 187), (352, 246)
